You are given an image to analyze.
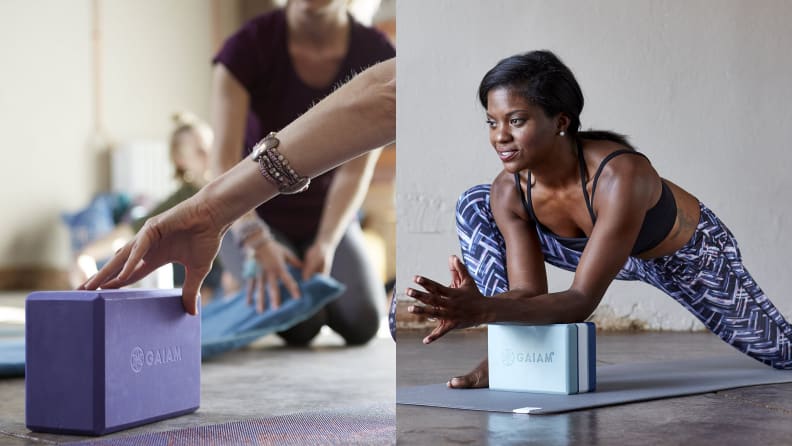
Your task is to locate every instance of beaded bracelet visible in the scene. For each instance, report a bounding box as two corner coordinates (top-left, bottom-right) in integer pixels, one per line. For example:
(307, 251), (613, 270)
(251, 132), (310, 194)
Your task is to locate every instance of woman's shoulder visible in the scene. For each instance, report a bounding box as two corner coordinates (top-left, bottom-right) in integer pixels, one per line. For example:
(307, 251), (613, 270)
(349, 19), (395, 62)
(581, 138), (659, 203)
(581, 138), (634, 158)
(226, 9), (286, 51)
(244, 9), (286, 32)
(215, 9), (284, 61)
(490, 170), (528, 218)
(582, 138), (652, 175)
(491, 170), (516, 194)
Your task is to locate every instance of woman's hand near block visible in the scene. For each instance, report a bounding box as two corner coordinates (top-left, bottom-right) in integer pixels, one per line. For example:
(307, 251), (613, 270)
(407, 255), (489, 344)
(80, 59), (395, 315)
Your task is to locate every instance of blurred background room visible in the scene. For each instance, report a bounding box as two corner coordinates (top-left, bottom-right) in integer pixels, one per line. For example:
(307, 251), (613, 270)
(0, 0), (395, 321)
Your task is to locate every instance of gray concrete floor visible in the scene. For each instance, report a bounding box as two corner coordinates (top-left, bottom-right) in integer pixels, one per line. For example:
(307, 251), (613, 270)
(0, 294), (395, 445)
(397, 329), (792, 446)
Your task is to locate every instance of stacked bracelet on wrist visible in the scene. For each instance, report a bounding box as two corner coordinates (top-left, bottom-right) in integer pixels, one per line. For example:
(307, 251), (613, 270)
(251, 132), (310, 194)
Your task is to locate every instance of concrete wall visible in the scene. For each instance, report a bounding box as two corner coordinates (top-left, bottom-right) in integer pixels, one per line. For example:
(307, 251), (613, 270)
(396, 0), (792, 330)
(0, 0), (221, 270)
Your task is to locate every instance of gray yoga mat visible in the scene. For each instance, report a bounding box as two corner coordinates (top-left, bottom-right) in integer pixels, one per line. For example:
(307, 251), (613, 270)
(397, 355), (792, 414)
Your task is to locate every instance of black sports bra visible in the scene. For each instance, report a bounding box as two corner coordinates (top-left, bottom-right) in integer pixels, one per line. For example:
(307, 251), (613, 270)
(514, 145), (677, 256)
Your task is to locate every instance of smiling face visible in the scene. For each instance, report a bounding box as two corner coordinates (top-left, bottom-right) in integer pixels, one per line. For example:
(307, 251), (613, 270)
(486, 87), (564, 173)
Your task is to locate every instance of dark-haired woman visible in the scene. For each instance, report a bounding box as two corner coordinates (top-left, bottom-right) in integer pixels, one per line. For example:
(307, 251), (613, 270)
(406, 50), (792, 388)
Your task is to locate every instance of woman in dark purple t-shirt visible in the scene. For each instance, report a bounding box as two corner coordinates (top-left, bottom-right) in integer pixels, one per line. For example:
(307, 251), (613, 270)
(211, 0), (395, 345)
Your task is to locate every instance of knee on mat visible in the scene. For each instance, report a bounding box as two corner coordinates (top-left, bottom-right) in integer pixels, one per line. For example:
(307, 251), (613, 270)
(277, 329), (320, 346)
(277, 317), (325, 346)
(339, 320), (379, 346)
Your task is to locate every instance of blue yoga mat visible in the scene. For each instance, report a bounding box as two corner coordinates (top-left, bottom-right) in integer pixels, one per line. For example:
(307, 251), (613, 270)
(397, 355), (792, 414)
(0, 272), (345, 377)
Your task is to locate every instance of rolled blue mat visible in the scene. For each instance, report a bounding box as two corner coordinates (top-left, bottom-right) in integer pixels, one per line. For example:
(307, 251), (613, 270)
(201, 271), (346, 358)
(0, 270), (345, 378)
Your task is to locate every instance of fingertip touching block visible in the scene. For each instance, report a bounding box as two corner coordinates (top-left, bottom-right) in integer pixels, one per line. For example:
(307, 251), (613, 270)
(488, 323), (596, 394)
(25, 290), (200, 435)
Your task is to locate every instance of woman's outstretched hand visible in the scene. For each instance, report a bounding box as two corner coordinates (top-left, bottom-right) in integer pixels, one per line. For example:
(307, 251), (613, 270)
(77, 59), (397, 316)
(78, 194), (228, 316)
(244, 238), (303, 312)
(301, 241), (335, 281)
(407, 255), (491, 344)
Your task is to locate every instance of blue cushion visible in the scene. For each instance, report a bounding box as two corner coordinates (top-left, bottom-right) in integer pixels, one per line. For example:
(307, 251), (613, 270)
(61, 194), (117, 253)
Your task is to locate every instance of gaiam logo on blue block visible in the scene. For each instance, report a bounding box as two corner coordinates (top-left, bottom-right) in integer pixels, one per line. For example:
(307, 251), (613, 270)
(501, 348), (555, 367)
(130, 345), (182, 373)
(502, 348), (515, 366)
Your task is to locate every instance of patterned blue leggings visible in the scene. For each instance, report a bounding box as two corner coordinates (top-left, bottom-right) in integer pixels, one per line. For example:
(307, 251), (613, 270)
(456, 184), (792, 369)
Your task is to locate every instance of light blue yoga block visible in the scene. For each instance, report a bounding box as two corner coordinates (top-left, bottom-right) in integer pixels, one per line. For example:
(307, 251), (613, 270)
(488, 323), (596, 395)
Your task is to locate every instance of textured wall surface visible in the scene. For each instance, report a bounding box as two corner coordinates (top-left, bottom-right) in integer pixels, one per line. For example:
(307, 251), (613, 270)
(396, 0), (792, 330)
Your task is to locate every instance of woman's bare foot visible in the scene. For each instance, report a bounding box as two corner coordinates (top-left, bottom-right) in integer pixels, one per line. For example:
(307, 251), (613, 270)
(447, 358), (489, 388)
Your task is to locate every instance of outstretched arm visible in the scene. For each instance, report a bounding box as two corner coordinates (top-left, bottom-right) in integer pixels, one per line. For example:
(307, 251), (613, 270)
(80, 58), (396, 315)
(302, 149), (382, 280)
(203, 58), (395, 230)
(409, 155), (659, 326)
(210, 63), (304, 311)
(408, 172), (549, 342)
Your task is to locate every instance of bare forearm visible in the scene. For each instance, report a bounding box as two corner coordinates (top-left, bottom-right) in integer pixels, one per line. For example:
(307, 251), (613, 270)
(213, 148), (241, 179)
(315, 151), (381, 248)
(485, 289), (595, 324)
(210, 64), (249, 179)
(200, 59), (396, 229)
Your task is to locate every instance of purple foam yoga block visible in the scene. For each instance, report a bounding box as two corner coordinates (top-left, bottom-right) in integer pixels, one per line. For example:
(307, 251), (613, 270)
(25, 289), (200, 435)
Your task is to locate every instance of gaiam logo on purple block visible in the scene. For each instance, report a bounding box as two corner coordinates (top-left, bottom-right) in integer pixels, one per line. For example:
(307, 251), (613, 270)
(130, 345), (182, 373)
(130, 347), (144, 373)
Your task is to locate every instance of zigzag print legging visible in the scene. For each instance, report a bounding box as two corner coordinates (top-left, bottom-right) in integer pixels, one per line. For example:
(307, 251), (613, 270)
(456, 184), (792, 369)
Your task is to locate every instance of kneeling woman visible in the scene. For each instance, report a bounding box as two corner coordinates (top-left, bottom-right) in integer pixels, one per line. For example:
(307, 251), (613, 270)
(406, 50), (792, 388)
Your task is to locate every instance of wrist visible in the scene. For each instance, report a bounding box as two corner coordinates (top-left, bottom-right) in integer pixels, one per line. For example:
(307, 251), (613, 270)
(196, 182), (237, 232)
(251, 132), (311, 194)
(233, 217), (273, 248)
(243, 231), (272, 251)
(482, 297), (501, 324)
(199, 159), (274, 228)
(312, 236), (338, 253)
(486, 296), (531, 324)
